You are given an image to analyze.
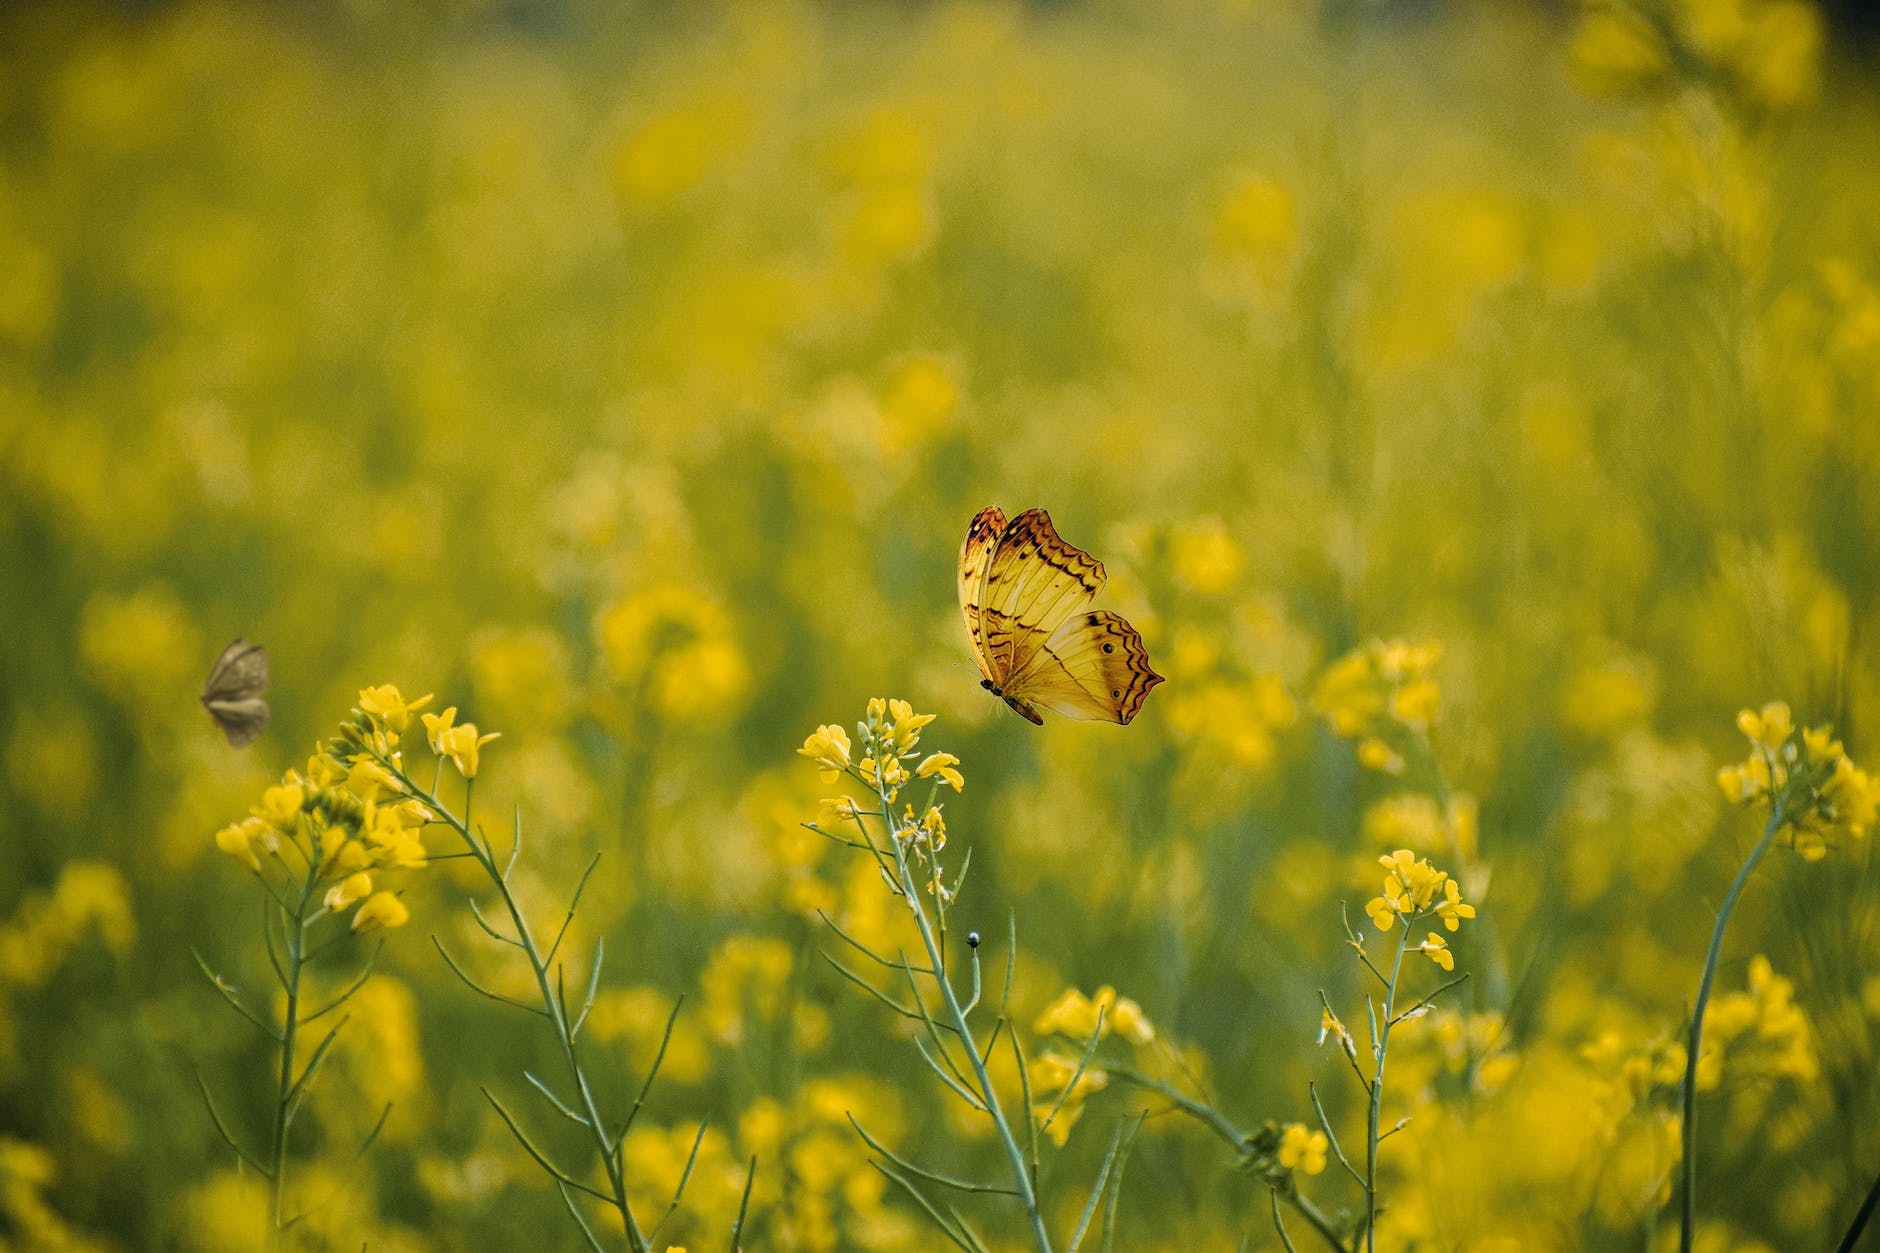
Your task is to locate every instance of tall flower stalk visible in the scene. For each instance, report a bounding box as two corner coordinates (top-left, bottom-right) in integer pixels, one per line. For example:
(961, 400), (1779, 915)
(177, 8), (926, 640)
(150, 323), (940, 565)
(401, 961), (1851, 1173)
(1685, 703), (1878, 1252)
(799, 700), (1133, 1252)
(200, 699), (433, 1247)
(338, 689), (737, 1253)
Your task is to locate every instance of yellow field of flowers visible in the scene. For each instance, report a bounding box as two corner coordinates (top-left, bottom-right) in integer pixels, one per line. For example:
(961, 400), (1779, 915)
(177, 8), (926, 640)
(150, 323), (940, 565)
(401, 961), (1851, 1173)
(3, 1), (1879, 1250)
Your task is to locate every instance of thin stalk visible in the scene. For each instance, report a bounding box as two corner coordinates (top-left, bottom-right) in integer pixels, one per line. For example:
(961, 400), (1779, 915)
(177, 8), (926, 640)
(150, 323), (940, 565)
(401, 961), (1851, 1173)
(875, 772), (1052, 1252)
(1678, 799), (1786, 1253)
(388, 759), (650, 1253)
(1364, 923), (1414, 1253)
(266, 856), (321, 1247)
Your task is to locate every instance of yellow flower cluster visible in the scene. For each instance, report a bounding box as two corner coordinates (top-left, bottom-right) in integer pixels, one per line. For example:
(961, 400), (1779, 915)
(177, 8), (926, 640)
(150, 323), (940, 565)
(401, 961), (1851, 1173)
(1716, 701), (1880, 859)
(209, 683), (505, 933)
(1365, 850), (1476, 971)
(597, 584), (750, 725)
(1028, 1047), (1110, 1148)
(1033, 984), (1156, 1047)
(1567, 0), (1822, 114)
(699, 933), (827, 1051)
(213, 749), (429, 933)
(1387, 1009), (1521, 1101)
(797, 697), (958, 807)
(0, 862), (133, 993)
(1582, 955), (1816, 1116)
(1313, 640), (1443, 775)
(736, 1076), (916, 1251)
(1276, 1122), (1329, 1175)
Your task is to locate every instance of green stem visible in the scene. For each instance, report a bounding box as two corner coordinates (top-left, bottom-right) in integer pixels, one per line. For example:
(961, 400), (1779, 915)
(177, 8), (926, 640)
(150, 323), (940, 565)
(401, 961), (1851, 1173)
(1364, 923), (1413, 1253)
(394, 761), (650, 1253)
(1678, 798), (1785, 1253)
(266, 857), (321, 1246)
(878, 774), (1053, 1252)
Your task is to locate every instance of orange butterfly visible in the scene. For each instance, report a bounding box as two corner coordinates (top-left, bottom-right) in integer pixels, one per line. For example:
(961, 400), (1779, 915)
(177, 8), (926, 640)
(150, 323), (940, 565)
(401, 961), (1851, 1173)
(958, 506), (1163, 725)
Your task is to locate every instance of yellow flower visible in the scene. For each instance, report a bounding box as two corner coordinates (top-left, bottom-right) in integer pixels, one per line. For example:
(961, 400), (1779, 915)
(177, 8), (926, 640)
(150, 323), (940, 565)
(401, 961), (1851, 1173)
(1434, 879), (1476, 932)
(1035, 987), (1101, 1039)
(214, 817), (277, 874)
(1107, 994), (1156, 1046)
(914, 752), (964, 792)
(860, 755), (907, 795)
(422, 707), (499, 779)
(798, 724), (853, 782)
(1418, 933), (1454, 972)
(1567, 6), (1671, 97)
(1277, 1122), (1329, 1175)
(888, 698), (936, 750)
(1357, 737), (1405, 775)
(815, 797), (861, 831)
(1390, 679), (1441, 729)
(1365, 893), (1399, 932)
(1804, 724), (1844, 765)
(254, 780), (306, 833)
(346, 758), (403, 804)
(351, 891), (409, 932)
(324, 872), (373, 912)
(320, 838), (373, 877)
(357, 684), (433, 734)
(1736, 701), (1794, 751)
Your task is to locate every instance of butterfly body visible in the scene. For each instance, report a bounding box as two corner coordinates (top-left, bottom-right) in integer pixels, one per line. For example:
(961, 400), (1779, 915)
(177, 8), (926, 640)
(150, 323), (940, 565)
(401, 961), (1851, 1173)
(958, 506), (1162, 725)
(202, 638), (270, 748)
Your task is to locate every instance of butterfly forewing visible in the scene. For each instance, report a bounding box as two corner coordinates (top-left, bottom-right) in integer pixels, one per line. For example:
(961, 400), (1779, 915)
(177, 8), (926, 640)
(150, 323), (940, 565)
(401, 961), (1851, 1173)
(958, 506), (1007, 683)
(202, 639), (270, 749)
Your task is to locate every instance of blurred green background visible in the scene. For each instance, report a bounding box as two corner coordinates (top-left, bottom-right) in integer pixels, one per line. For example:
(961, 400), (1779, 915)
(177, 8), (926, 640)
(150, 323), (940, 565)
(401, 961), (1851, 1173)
(3, 0), (1880, 1248)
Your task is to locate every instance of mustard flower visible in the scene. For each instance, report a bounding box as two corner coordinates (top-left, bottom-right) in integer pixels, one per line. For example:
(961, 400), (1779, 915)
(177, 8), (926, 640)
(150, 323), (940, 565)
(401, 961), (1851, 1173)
(351, 891), (409, 933)
(886, 698), (936, 751)
(254, 779), (307, 833)
(1276, 1122), (1329, 1175)
(1418, 933), (1454, 972)
(324, 872), (373, 913)
(914, 752), (964, 792)
(214, 817), (277, 874)
(421, 707), (500, 779)
(797, 724), (853, 782)
(1434, 879), (1476, 931)
(345, 758), (403, 804)
(357, 684), (433, 734)
(1718, 703), (1880, 856)
(1313, 639), (1443, 743)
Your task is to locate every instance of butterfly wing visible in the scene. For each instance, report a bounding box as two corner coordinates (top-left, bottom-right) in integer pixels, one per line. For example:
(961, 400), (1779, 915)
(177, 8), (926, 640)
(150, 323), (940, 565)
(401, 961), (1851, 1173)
(1005, 610), (1163, 724)
(977, 509), (1107, 682)
(205, 698), (271, 748)
(203, 639), (268, 701)
(203, 639), (269, 749)
(958, 506), (1007, 684)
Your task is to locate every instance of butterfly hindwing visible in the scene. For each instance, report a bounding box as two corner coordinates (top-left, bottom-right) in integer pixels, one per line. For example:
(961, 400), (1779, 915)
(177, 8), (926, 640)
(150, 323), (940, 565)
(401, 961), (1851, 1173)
(1007, 609), (1164, 724)
(977, 509), (1107, 682)
(205, 697), (271, 748)
(202, 639), (270, 749)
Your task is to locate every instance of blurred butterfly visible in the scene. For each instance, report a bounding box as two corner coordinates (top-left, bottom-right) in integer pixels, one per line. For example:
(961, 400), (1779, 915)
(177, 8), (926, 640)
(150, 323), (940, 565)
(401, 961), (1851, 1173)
(958, 506), (1163, 725)
(201, 638), (270, 749)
